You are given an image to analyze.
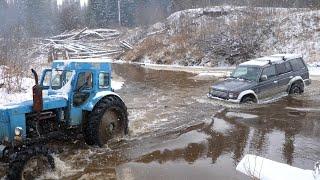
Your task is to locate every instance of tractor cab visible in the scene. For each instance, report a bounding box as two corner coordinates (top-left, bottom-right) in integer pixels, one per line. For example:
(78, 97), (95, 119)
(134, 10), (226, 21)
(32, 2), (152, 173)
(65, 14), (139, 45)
(40, 59), (114, 125)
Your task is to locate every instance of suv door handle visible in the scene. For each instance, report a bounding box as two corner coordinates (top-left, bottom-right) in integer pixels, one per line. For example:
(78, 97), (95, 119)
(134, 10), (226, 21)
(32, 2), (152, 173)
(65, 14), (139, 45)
(273, 81), (278, 83)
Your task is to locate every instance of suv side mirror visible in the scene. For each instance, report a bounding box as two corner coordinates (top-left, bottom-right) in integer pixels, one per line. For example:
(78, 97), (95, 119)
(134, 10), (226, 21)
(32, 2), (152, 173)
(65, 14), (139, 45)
(260, 75), (268, 82)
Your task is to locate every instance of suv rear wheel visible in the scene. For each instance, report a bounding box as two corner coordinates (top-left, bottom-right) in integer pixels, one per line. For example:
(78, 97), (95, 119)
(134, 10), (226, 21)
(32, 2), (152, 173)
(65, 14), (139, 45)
(289, 82), (304, 95)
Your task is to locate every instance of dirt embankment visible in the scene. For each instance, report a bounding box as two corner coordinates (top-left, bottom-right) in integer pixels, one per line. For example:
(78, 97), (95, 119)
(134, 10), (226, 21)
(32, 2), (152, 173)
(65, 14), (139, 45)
(120, 6), (320, 67)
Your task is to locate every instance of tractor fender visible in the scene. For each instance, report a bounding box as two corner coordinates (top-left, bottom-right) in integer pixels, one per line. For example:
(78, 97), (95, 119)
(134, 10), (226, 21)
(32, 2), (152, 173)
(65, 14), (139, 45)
(237, 90), (258, 102)
(82, 91), (124, 111)
(287, 76), (304, 92)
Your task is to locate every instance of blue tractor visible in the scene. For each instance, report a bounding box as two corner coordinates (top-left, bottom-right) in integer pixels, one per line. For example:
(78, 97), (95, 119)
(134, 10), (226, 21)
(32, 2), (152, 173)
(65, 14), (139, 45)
(0, 59), (128, 179)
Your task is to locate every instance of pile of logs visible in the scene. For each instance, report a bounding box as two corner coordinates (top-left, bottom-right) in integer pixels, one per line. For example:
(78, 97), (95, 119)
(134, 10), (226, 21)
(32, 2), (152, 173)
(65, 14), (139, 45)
(35, 28), (133, 61)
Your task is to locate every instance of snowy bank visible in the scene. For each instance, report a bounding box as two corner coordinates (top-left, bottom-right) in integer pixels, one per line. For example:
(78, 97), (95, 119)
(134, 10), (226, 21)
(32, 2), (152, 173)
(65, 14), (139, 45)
(123, 6), (320, 66)
(236, 154), (319, 180)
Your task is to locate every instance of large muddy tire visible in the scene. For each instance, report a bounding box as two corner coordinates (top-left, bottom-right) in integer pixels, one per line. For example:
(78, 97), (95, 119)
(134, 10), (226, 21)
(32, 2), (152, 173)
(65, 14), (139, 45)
(8, 146), (55, 180)
(240, 95), (256, 104)
(289, 82), (304, 95)
(84, 96), (128, 147)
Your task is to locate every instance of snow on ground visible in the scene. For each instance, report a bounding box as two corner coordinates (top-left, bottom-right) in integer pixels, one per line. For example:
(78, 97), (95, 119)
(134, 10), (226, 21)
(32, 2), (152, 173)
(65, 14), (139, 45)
(125, 6), (320, 66)
(309, 67), (320, 76)
(236, 154), (317, 180)
(308, 64), (320, 76)
(0, 77), (34, 106)
(111, 80), (124, 91)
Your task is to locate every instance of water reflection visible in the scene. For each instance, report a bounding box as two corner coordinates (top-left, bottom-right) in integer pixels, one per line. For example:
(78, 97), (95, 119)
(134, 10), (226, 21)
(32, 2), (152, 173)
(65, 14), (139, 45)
(113, 64), (320, 178)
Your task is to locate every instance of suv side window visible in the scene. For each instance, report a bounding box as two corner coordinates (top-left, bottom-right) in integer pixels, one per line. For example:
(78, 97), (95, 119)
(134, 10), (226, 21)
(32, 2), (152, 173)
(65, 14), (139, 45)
(284, 61), (292, 72)
(261, 65), (276, 79)
(290, 58), (305, 71)
(276, 62), (292, 75)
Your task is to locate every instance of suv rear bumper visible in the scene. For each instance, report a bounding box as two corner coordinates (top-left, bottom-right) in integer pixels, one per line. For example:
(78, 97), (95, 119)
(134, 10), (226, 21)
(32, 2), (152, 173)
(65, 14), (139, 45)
(304, 79), (311, 86)
(207, 93), (240, 103)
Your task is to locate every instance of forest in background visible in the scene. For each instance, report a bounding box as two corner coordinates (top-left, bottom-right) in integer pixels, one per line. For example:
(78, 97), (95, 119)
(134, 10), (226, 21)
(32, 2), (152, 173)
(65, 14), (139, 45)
(1, 0), (320, 37)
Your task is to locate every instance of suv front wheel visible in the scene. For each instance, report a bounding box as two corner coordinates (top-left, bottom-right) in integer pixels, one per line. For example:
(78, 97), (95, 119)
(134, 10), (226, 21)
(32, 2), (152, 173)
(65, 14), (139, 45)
(240, 95), (257, 104)
(289, 82), (304, 95)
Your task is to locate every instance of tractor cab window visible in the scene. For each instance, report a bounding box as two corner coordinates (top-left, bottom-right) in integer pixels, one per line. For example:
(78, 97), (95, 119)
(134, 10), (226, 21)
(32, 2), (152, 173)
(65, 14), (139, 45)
(73, 72), (93, 107)
(76, 72), (93, 91)
(99, 73), (110, 89)
(51, 70), (73, 90)
(42, 71), (52, 87)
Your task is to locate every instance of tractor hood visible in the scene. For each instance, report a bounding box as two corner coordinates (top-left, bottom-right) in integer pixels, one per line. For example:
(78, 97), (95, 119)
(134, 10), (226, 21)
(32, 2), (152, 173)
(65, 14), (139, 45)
(0, 96), (68, 116)
(0, 96), (67, 141)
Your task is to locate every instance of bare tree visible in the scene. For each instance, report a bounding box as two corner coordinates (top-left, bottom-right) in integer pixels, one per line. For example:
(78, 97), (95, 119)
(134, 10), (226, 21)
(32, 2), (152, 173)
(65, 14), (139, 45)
(0, 24), (30, 93)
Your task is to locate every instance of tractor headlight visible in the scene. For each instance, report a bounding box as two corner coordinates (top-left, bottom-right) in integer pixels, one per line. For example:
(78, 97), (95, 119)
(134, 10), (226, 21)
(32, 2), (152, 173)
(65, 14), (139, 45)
(14, 127), (23, 136)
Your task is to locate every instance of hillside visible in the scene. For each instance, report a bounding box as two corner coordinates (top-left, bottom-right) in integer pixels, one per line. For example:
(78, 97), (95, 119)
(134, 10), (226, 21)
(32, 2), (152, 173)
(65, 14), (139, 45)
(121, 6), (320, 66)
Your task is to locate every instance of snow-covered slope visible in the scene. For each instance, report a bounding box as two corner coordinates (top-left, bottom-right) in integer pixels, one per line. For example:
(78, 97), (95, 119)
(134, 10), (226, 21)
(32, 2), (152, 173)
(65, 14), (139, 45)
(123, 6), (320, 66)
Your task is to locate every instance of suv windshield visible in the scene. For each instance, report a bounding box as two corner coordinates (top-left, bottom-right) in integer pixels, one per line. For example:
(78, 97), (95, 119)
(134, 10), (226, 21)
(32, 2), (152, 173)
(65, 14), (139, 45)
(51, 70), (73, 90)
(231, 66), (261, 81)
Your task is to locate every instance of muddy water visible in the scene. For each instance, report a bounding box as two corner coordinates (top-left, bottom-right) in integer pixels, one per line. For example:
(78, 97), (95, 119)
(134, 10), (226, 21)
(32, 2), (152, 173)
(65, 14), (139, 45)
(2, 64), (320, 179)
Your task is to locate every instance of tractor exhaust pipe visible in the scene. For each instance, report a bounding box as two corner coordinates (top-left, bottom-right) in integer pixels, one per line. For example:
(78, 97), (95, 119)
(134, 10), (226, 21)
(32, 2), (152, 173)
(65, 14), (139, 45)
(31, 69), (43, 112)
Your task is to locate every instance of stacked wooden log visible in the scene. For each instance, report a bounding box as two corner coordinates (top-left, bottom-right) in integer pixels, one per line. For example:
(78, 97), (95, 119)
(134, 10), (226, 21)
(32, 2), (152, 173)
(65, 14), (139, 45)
(35, 28), (133, 61)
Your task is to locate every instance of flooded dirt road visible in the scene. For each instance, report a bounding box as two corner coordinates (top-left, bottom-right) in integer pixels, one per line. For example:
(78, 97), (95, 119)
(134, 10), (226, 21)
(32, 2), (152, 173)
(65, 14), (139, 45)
(2, 63), (320, 179)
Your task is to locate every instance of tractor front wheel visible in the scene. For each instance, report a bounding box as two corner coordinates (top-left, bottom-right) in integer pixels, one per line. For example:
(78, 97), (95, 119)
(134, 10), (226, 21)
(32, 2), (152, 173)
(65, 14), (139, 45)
(84, 96), (128, 147)
(7, 145), (55, 180)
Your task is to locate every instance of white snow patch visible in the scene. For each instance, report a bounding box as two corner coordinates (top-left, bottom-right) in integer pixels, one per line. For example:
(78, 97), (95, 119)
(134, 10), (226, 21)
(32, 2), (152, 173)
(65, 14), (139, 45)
(111, 80), (124, 90)
(240, 60), (269, 67)
(308, 66), (320, 76)
(236, 154), (317, 180)
(0, 77), (34, 106)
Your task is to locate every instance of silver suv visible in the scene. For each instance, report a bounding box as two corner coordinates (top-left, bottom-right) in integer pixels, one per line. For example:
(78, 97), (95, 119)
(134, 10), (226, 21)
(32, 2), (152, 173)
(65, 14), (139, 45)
(208, 54), (311, 103)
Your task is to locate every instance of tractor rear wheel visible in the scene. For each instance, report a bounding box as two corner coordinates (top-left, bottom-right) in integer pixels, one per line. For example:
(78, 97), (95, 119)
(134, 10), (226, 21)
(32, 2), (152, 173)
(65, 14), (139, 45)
(8, 146), (55, 180)
(84, 96), (128, 147)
